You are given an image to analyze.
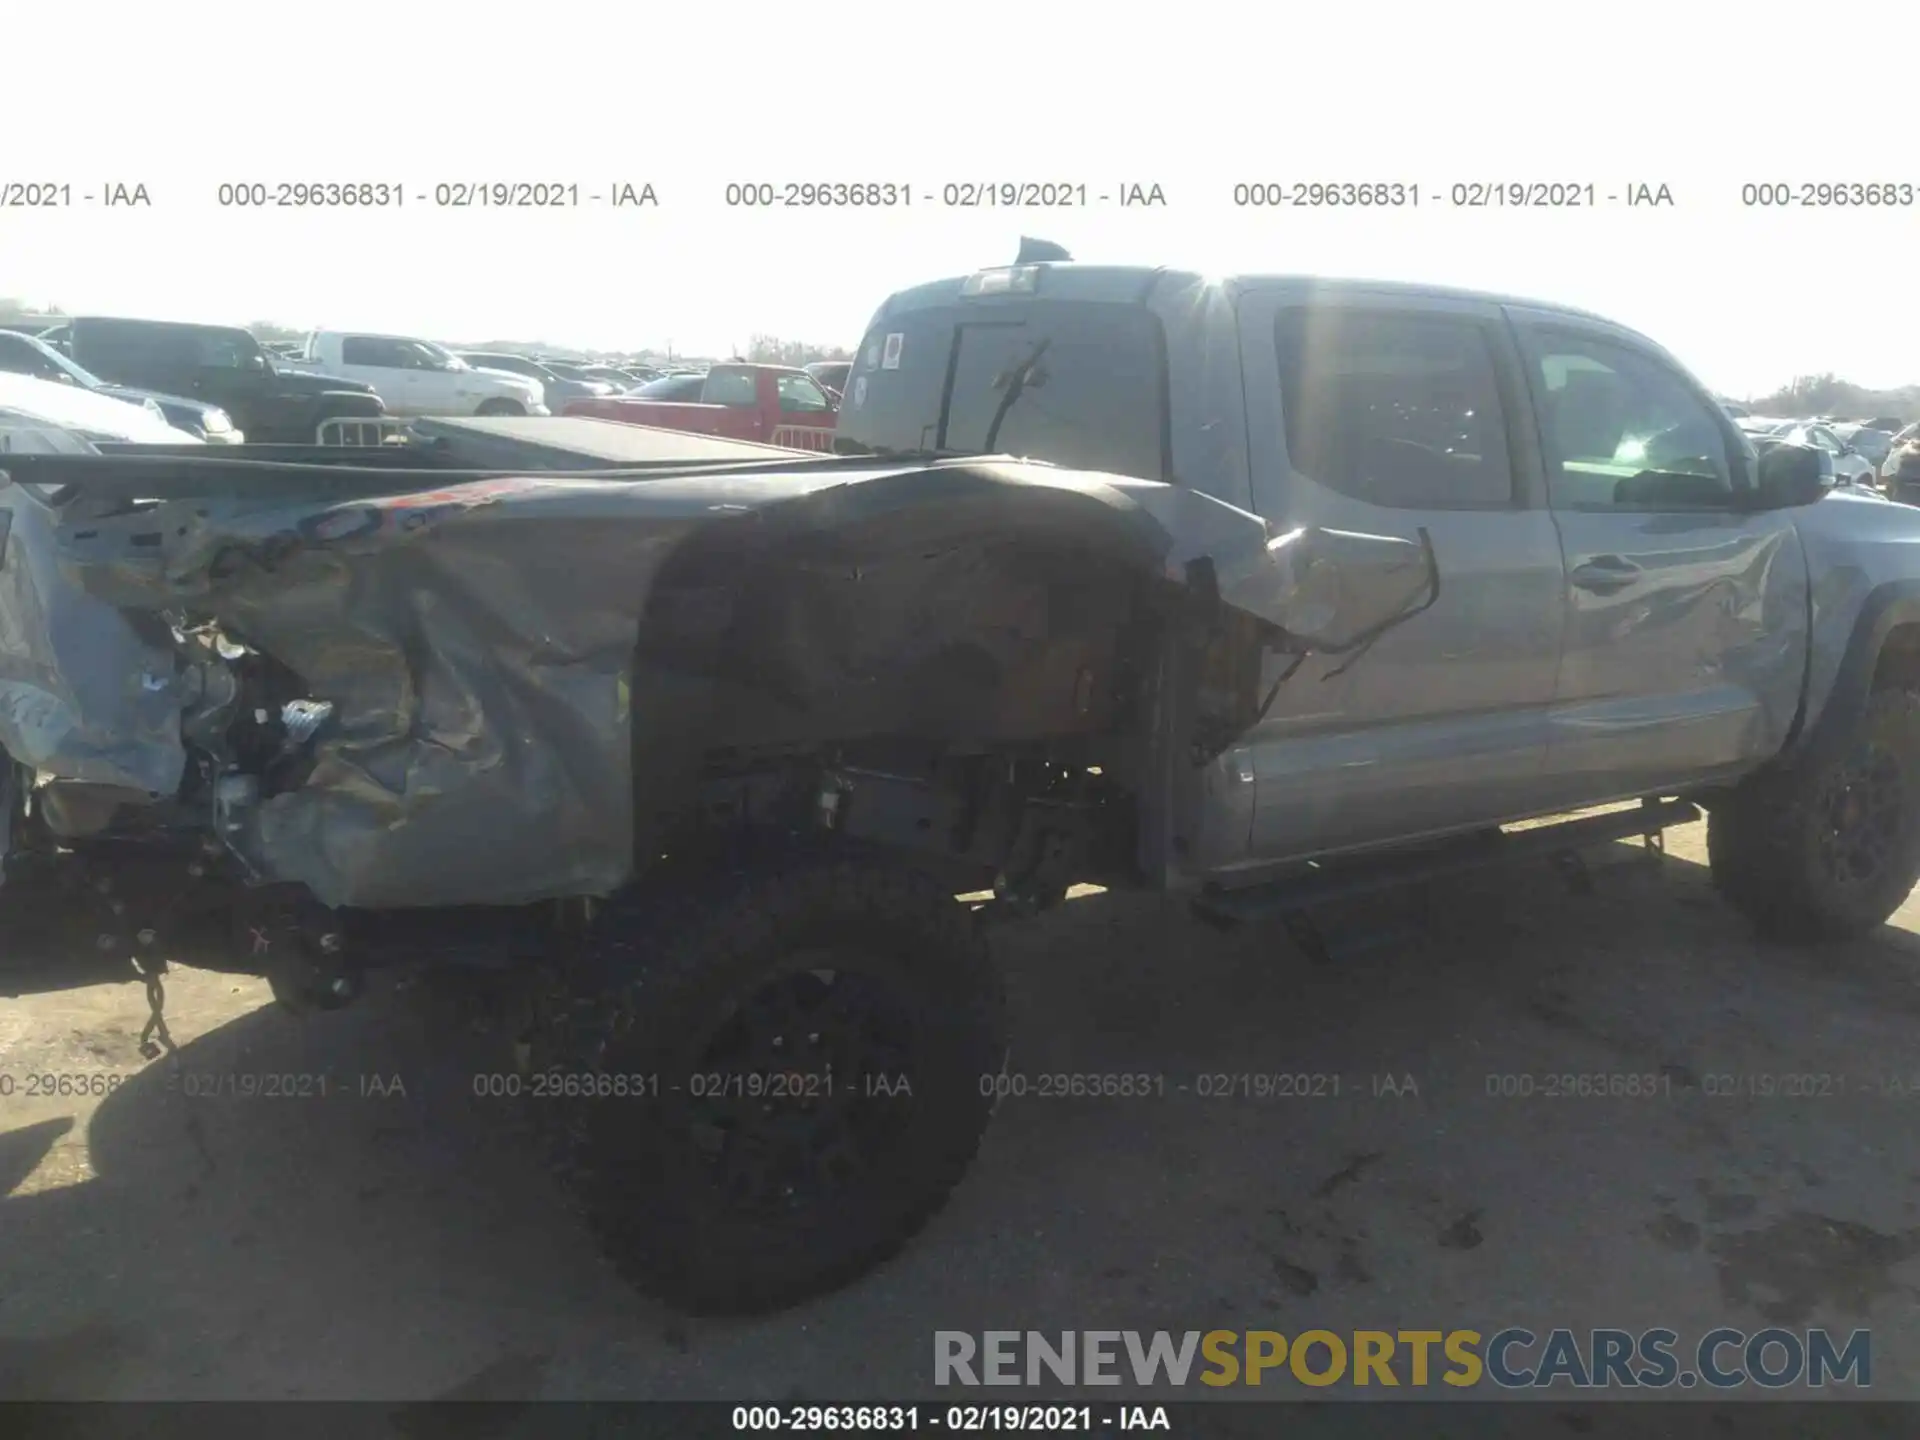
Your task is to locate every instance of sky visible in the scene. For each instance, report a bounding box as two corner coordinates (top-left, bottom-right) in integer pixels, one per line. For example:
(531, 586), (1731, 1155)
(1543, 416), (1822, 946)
(5, 0), (1917, 397)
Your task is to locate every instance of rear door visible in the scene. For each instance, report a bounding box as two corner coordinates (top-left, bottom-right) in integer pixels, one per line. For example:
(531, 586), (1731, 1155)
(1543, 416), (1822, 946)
(1509, 312), (1808, 804)
(699, 366), (768, 439)
(1225, 288), (1569, 864)
(335, 336), (424, 413)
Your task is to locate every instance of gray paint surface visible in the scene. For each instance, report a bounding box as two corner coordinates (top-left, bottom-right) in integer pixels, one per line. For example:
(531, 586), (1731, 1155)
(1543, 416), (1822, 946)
(8, 269), (1920, 912)
(0, 447), (1424, 908)
(862, 265), (1920, 877)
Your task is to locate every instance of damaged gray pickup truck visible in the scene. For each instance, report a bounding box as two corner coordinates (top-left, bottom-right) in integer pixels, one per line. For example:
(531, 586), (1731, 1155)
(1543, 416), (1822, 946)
(5, 262), (1920, 1318)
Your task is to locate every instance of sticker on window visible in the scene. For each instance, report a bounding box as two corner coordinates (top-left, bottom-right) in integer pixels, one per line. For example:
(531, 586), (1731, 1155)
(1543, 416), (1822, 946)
(881, 333), (904, 370)
(863, 342), (881, 369)
(851, 375), (868, 408)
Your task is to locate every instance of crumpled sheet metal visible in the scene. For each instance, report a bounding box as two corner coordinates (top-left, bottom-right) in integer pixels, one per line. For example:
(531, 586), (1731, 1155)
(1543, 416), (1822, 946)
(0, 492), (185, 798)
(48, 466), (1194, 909)
(46, 459), (1426, 910)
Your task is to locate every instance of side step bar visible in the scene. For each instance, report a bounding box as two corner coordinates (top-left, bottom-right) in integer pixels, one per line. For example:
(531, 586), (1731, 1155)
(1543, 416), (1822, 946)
(1192, 798), (1700, 925)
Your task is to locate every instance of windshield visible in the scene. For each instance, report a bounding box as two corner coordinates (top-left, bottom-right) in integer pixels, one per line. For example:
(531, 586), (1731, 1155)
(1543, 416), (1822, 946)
(833, 299), (1168, 478)
(4, 332), (109, 388)
(424, 342), (467, 371)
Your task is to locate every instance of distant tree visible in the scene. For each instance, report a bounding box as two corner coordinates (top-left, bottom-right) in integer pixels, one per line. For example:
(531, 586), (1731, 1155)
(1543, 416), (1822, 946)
(247, 319), (308, 344)
(1746, 373), (1920, 424)
(743, 334), (853, 367)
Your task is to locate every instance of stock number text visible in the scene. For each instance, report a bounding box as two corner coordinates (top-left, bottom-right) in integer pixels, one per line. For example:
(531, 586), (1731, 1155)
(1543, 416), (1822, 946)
(724, 182), (911, 207)
(217, 182), (404, 208)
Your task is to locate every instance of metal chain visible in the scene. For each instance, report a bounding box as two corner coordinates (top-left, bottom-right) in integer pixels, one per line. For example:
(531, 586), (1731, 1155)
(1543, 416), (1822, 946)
(132, 953), (176, 1060)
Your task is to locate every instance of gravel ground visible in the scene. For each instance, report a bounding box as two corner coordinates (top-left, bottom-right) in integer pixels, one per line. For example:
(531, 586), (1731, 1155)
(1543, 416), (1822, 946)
(4, 819), (1920, 1405)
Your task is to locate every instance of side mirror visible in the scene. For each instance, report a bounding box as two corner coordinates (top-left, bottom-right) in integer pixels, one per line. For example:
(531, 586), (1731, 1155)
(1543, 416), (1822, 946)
(1753, 441), (1833, 508)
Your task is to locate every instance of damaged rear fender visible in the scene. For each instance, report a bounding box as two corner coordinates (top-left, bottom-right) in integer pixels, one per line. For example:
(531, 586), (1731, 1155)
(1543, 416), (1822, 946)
(12, 458), (1435, 909)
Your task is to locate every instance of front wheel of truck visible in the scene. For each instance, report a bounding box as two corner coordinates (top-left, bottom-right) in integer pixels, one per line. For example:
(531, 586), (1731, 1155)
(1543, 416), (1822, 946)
(1708, 687), (1920, 941)
(539, 845), (1006, 1315)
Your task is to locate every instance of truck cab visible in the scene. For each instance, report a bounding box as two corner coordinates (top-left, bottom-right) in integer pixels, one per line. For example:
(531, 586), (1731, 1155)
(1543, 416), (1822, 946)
(835, 262), (1848, 885)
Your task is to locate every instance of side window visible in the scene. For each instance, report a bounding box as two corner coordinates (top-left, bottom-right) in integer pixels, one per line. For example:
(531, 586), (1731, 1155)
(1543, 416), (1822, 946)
(193, 331), (256, 369)
(341, 336), (405, 367)
(777, 374), (831, 412)
(1274, 308), (1515, 509)
(702, 369), (758, 406)
(405, 342), (455, 371)
(1526, 332), (1735, 510)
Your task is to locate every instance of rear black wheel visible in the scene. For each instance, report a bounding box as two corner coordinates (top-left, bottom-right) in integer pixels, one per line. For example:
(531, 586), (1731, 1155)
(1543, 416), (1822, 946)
(539, 846), (1005, 1314)
(476, 398), (525, 417)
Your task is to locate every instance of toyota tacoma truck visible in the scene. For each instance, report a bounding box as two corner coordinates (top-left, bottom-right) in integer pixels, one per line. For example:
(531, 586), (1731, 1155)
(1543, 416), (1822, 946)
(563, 361), (838, 449)
(0, 261), (1915, 1321)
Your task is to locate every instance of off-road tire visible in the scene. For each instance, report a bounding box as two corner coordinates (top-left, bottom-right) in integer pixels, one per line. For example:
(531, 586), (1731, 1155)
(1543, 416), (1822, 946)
(536, 844), (1006, 1315)
(1708, 688), (1920, 941)
(476, 398), (526, 417)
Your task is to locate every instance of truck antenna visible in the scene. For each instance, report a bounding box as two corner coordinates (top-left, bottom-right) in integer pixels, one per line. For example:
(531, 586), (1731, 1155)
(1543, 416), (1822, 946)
(1015, 236), (1072, 263)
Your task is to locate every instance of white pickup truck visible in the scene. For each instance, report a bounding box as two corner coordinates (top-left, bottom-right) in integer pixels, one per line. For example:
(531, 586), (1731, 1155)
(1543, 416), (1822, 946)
(301, 332), (549, 417)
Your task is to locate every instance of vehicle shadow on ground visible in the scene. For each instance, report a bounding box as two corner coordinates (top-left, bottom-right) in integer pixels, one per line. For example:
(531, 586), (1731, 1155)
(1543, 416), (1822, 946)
(4, 835), (1920, 1402)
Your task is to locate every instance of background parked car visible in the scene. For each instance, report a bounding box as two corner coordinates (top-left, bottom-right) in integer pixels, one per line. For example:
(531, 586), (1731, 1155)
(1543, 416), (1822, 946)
(805, 360), (852, 401)
(0, 370), (204, 446)
(303, 332), (548, 416)
(574, 364), (637, 389)
(454, 351), (600, 412)
(1884, 423), (1920, 502)
(625, 373), (708, 401)
(1833, 422), (1898, 472)
(0, 329), (244, 441)
(1735, 416), (1793, 444)
(42, 317), (384, 443)
(1773, 421), (1879, 487)
(532, 358), (619, 399)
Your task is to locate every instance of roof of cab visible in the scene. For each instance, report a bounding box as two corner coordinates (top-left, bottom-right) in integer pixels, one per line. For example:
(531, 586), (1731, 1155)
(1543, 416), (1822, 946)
(873, 263), (1629, 331)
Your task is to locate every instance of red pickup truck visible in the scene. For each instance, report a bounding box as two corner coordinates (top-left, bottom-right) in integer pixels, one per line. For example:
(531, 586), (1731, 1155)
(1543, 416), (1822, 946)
(562, 363), (838, 450)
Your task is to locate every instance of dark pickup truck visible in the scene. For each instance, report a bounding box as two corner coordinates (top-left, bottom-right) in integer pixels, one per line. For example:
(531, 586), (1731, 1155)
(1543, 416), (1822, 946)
(41, 317), (385, 443)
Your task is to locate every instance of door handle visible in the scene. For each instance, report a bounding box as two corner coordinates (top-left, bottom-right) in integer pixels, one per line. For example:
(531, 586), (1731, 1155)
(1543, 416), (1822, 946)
(1569, 556), (1641, 594)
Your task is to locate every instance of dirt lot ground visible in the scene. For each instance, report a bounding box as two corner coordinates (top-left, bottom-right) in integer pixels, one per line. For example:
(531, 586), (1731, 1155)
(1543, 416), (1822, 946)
(5, 818), (1920, 1405)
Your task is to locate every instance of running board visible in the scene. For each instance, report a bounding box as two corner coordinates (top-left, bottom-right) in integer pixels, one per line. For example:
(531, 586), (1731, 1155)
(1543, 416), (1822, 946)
(1192, 799), (1700, 925)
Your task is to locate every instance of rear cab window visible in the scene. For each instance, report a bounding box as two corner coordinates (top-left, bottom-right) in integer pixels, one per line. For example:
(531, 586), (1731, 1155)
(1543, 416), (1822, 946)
(702, 368), (760, 406)
(835, 297), (1169, 480)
